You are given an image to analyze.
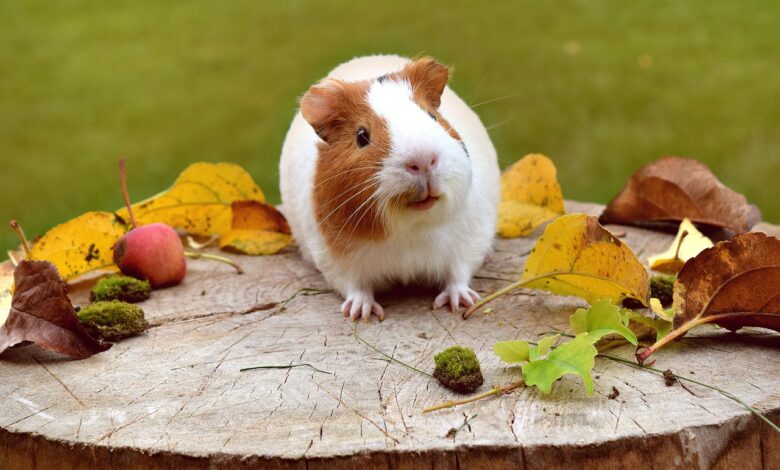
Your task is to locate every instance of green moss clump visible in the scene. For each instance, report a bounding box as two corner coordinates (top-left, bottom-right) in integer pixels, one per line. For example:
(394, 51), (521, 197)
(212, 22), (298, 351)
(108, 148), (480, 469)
(650, 274), (676, 307)
(77, 301), (149, 341)
(90, 275), (151, 303)
(433, 346), (484, 394)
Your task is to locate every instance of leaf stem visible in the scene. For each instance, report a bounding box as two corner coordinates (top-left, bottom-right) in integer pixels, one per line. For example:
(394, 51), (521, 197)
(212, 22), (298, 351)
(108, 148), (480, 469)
(636, 313), (738, 364)
(184, 251), (244, 274)
(423, 380), (524, 413)
(9, 220), (30, 256)
(240, 363), (332, 374)
(118, 159), (137, 229)
(464, 270), (646, 319)
(353, 322), (434, 378)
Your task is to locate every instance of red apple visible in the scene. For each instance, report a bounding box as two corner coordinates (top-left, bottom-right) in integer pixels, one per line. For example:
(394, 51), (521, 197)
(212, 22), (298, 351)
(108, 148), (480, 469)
(113, 223), (186, 287)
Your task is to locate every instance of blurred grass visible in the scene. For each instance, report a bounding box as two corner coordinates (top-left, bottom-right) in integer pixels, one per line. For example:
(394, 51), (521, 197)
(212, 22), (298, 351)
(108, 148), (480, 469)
(1, 1), (778, 252)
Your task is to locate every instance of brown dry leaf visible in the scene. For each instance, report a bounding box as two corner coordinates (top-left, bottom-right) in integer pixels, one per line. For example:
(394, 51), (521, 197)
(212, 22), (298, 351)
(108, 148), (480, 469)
(637, 233), (780, 363)
(27, 211), (129, 280)
(0, 260), (111, 359)
(600, 157), (761, 233)
(219, 201), (292, 255)
(116, 162), (266, 236)
(497, 154), (565, 237)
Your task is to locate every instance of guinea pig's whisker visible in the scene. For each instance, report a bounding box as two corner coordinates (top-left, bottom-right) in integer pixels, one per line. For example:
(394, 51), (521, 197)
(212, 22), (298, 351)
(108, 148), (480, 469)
(341, 195), (376, 247)
(318, 176), (381, 225)
(333, 180), (382, 244)
(469, 93), (517, 109)
(485, 117), (514, 131)
(318, 182), (376, 225)
(312, 165), (383, 191)
(319, 173), (378, 210)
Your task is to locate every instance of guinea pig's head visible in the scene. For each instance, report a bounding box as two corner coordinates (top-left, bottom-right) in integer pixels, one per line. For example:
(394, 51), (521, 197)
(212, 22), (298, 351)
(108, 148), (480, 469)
(301, 57), (471, 254)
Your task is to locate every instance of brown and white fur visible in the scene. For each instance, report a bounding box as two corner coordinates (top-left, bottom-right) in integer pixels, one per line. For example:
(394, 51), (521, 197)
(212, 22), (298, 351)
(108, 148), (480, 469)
(279, 55), (499, 321)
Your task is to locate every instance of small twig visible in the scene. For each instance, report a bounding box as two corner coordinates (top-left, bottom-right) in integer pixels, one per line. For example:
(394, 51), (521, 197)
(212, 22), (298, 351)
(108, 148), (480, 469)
(600, 352), (780, 434)
(184, 251), (244, 274)
(424, 381), (524, 413)
(542, 327), (779, 433)
(240, 363), (332, 375)
(354, 322), (434, 378)
(445, 413), (477, 438)
(118, 159), (137, 229)
(9, 220), (30, 256)
(6, 250), (20, 267)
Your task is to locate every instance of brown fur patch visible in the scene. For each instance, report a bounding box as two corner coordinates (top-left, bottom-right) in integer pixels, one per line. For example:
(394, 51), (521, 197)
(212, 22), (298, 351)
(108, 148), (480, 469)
(304, 79), (390, 255)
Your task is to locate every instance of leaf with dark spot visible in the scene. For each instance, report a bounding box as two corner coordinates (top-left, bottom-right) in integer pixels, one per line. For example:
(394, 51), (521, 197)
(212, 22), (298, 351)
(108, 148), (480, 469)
(600, 157), (761, 233)
(637, 233), (780, 363)
(0, 260), (111, 359)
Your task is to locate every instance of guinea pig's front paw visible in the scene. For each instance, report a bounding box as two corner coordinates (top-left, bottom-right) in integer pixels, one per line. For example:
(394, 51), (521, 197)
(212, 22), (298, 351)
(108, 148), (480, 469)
(342, 291), (385, 322)
(433, 284), (480, 313)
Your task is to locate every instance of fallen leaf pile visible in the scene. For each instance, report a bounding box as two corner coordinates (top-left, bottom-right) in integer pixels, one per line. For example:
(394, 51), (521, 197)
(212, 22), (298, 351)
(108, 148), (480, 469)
(496, 153), (565, 237)
(638, 232), (780, 363)
(14, 162), (290, 281)
(0, 260), (111, 359)
(599, 156), (761, 233)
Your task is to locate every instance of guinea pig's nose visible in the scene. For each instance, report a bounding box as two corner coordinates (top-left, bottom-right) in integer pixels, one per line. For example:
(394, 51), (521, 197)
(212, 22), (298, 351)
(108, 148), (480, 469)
(405, 155), (438, 175)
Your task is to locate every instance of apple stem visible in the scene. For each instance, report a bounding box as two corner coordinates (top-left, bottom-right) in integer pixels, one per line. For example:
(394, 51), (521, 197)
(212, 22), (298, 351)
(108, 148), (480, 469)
(184, 251), (244, 274)
(118, 159), (138, 229)
(9, 220), (30, 256)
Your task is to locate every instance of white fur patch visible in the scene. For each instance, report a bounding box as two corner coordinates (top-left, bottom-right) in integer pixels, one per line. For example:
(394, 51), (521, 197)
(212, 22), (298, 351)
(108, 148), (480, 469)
(280, 55), (500, 304)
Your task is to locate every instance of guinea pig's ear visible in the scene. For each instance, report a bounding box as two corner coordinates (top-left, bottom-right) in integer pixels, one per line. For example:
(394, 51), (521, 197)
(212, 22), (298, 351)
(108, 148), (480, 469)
(402, 58), (450, 109)
(300, 78), (343, 143)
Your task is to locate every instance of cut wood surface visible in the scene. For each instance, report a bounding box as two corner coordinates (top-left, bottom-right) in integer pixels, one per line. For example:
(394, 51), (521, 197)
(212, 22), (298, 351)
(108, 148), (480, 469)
(1, 202), (779, 469)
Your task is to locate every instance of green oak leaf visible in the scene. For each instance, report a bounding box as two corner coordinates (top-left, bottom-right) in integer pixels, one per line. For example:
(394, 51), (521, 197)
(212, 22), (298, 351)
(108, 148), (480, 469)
(522, 332), (598, 396)
(569, 299), (638, 345)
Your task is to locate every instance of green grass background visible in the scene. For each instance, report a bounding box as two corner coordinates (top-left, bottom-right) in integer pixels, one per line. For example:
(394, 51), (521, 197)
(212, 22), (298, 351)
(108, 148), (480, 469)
(1, 1), (778, 252)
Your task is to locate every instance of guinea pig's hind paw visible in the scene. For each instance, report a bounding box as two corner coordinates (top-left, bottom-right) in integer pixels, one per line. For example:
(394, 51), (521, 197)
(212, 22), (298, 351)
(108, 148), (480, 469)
(342, 294), (385, 322)
(433, 285), (480, 313)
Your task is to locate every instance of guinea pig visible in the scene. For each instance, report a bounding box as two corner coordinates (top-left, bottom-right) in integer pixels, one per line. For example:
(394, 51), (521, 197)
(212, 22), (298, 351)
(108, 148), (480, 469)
(279, 55), (500, 321)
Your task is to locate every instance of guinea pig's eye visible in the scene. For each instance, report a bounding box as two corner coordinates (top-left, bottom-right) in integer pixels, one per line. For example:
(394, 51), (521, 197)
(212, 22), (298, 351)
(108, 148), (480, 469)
(428, 111), (437, 121)
(356, 127), (370, 148)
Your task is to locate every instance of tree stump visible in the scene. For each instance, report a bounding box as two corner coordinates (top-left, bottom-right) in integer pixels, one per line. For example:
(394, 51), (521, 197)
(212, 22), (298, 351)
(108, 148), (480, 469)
(1, 202), (778, 469)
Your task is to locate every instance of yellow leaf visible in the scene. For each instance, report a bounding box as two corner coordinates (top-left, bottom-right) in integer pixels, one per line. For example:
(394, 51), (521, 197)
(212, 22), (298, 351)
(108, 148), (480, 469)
(648, 218), (713, 274)
(521, 214), (649, 306)
(220, 230), (292, 255)
(497, 201), (562, 238)
(497, 154), (565, 237)
(218, 201), (292, 255)
(27, 211), (129, 280)
(649, 297), (674, 322)
(117, 162), (266, 236)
